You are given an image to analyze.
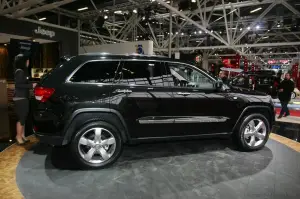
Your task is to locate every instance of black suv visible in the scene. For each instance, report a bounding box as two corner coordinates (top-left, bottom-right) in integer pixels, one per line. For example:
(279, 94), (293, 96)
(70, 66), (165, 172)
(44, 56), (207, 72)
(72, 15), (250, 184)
(32, 54), (275, 169)
(229, 71), (279, 98)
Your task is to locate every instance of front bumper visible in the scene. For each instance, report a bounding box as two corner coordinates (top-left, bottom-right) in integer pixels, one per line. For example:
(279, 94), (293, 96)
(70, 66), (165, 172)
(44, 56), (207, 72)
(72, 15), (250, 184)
(34, 132), (64, 146)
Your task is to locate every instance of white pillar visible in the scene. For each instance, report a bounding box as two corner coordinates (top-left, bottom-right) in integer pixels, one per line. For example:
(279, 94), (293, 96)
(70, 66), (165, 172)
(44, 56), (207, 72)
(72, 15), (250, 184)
(77, 19), (80, 55)
(175, 52), (180, 59)
(202, 52), (209, 70)
(168, 1), (173, 58)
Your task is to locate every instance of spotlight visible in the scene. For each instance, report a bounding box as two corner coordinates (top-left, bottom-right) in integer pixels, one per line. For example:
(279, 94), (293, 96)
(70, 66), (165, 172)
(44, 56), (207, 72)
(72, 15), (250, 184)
(133, 9), (137, 13)
(256, 25), (260, 29)
(104, 15), (108, 19)
(247, 27), (250, 30)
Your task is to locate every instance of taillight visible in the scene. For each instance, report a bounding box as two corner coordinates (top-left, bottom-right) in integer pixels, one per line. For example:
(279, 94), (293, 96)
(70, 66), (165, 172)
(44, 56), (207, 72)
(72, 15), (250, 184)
(34, 87), (55, 102)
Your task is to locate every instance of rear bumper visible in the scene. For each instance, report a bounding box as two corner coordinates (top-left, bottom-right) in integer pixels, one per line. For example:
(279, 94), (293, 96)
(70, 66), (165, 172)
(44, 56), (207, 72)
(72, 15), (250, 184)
(34, 132), (64, 146)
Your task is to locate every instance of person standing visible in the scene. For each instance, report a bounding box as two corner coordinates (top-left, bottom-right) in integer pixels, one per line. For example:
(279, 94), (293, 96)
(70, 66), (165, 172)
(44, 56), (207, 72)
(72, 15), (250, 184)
(219, 71), (228, 84)
(13, 54), (36, 145)
(278, 73), (295, 119)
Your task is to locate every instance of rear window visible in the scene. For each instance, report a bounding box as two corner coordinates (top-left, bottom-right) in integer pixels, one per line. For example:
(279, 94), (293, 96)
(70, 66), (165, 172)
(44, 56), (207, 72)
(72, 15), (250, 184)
(69, 61), (120, 83)
(39, 57), (74, 83)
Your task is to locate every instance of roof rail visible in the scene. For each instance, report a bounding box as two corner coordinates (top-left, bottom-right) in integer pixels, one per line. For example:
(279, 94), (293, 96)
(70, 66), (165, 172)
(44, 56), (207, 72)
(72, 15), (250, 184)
(80, 52), (167, 58)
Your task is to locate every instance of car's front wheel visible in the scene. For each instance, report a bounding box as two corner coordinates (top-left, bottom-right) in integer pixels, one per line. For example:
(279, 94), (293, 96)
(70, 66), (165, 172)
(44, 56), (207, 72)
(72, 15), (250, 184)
(291, 92), (296, 99)
(234, 114), (270, 151)
(71, 121), (123, 169)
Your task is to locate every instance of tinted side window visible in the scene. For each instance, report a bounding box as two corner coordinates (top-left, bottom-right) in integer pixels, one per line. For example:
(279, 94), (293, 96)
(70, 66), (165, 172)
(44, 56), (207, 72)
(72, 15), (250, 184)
(166, 63), (214, 89)
(116, 61), (170, 86)
(70, 61), (120, 83)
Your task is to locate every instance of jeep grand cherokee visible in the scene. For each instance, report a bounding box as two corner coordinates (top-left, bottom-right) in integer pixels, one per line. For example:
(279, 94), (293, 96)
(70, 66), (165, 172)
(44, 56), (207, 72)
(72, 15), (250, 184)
(32, 54), (275, 169)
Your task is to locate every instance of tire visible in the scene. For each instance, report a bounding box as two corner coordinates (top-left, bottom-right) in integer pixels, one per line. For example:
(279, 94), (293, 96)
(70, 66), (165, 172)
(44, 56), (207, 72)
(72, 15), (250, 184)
(291, 92), (296, 99)
(71, 121), (123, 169)
(233, 114), (270, 151)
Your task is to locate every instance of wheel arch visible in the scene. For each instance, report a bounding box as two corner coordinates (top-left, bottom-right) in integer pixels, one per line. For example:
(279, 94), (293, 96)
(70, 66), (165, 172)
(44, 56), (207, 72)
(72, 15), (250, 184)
(232, 105), (274, 133)
(62, 108), (129, 145)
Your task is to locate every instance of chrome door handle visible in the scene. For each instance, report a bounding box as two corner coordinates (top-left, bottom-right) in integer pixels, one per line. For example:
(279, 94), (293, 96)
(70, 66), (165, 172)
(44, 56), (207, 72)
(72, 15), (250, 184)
(177, 92), (191, 96)
(114, 89), (132, 93)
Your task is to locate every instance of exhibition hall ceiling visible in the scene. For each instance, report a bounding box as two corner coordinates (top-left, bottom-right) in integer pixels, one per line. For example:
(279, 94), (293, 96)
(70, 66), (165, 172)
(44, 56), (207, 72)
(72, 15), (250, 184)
(0, 0), (300, 60)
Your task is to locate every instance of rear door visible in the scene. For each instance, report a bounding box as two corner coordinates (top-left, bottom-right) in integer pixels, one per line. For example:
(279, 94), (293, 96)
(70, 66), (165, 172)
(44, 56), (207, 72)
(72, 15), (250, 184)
(110, 60), (176, 139)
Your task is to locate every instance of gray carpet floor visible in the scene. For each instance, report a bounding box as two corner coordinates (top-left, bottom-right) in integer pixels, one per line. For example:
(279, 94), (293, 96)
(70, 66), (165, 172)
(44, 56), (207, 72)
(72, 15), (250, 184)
(16, 139), (300, 199)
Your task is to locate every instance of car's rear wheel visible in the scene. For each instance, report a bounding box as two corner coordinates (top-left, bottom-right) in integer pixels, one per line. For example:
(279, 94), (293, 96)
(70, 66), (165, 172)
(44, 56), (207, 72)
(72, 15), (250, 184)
(234, 114), (270, 151)
(71, 121), (123, 169)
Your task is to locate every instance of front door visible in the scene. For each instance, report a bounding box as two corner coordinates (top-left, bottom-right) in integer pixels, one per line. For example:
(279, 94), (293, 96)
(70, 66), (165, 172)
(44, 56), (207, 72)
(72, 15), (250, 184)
(165, 62), (238, 135)
(110, 60), (176, 139)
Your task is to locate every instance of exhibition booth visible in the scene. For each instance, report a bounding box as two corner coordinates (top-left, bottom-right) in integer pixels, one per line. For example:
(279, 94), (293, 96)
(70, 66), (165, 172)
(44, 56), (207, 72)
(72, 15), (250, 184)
(0, 16), (79, 81)
(0, 16), (79, 141)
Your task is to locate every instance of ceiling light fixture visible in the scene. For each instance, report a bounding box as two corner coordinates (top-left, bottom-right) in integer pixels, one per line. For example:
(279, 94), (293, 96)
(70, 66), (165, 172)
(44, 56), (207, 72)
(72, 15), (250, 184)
(256, 25), (260, 29)
(114, 10), (123, 14)
(39, 17), (46, 21)
(133, 9), (137, 13)
(78, 7), (88, 11)
(191, 0), (196, 3)
(250, 7), (262, 13)
(247, 27), (250, 30)
(199, 30), (202, 34)
(104, 15), (108, 19)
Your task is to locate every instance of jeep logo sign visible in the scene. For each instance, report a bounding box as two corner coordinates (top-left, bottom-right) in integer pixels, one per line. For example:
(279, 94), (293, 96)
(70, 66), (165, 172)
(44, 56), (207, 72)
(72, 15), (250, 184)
(34, 26), (55, 38)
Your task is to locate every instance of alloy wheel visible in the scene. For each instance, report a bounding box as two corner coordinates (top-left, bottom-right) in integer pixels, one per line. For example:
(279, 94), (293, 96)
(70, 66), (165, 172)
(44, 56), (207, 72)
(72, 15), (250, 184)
(78, 127), (116, 164)
(291, 92), (296, 99)
(243, 119), (267, 147)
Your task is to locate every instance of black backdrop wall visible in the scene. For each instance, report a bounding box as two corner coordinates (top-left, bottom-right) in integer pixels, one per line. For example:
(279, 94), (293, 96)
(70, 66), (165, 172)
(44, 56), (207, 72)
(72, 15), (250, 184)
(7, 39), (39, 80)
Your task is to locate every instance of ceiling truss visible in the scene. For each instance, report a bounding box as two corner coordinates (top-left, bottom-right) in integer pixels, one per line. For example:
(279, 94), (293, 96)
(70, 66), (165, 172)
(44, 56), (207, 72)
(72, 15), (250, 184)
(1, 0), (300, 65)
